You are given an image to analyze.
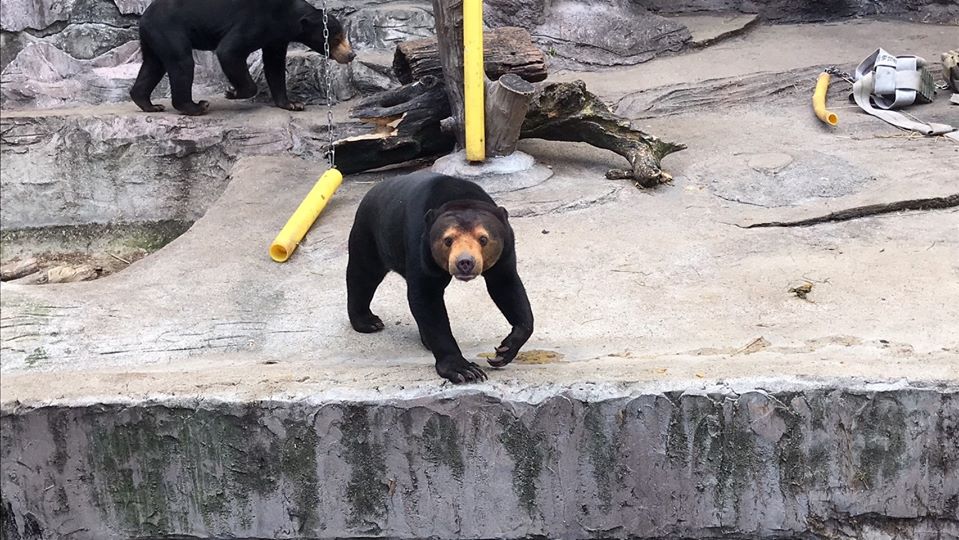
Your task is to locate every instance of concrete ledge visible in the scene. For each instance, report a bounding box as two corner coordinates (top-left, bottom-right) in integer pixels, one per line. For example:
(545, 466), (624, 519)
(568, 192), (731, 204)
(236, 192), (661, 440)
(2, 383), (957, 539)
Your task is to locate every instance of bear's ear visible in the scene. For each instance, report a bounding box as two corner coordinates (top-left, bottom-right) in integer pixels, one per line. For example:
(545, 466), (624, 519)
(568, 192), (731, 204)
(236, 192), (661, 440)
(299, 11), (324, 30)
(424, 209), (436, 226)
(496, 206), (509, 222)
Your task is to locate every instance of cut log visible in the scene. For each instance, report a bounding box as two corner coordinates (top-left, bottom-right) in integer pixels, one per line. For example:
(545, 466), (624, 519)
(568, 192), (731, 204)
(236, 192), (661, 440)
(521, 81), (686, 186)
(0, 257), (39, 281)
(393, 27), (548, 86)
(332, 77), (454, 175)
(485, 74), (535, 157)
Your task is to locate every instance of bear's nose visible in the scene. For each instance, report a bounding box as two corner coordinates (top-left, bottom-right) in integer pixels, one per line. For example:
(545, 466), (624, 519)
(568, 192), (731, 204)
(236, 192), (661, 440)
(456, 257), (475, 274)
(347, 51), (357, 62)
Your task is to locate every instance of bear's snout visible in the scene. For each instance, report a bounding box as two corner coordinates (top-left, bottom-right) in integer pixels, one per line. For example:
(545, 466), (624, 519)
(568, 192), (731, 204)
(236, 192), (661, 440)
(456, 256), (475, 276)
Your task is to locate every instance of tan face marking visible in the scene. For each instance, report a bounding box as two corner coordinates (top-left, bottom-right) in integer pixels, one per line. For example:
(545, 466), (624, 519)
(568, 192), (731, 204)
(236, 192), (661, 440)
(429, 210), (508, 279)
(330, 36), (355, 64)
(431, 226), (482, 277)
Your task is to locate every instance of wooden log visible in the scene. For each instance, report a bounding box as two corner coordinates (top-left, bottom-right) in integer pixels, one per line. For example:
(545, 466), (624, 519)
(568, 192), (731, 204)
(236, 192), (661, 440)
(430, 0), (468, 150)
(393, 27), (548, 86)
(333, 80), (684, 185)
(521, 81), (686, 187)
(485, 74), (535, 157)
(332, 78), (454, 174)
(0, 257), (39, 281)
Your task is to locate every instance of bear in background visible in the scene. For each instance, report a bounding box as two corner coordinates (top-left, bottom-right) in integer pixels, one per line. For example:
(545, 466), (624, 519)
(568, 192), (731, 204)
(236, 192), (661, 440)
(131, 0), (354, 116)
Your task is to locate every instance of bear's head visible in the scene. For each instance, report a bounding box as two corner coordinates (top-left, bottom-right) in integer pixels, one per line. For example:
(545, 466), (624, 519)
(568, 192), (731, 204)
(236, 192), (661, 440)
(298, 10), (355, 64)
(426, 202), (511, 282)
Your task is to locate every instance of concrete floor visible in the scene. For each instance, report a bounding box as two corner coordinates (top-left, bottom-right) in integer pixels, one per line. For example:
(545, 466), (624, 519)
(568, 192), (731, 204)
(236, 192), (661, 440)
(2, 76), (957, 402)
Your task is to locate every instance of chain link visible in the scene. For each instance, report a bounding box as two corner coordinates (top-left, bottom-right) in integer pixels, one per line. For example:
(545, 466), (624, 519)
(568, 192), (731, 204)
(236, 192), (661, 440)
(321, 0), (335, 168)
(825, 66), (855, 84)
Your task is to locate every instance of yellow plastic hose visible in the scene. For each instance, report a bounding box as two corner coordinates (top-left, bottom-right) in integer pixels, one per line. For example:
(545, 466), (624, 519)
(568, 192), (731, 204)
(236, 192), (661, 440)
(463, 0), (485, 162)
(270, 168), (343, 262)
(813, 72), (838, 126)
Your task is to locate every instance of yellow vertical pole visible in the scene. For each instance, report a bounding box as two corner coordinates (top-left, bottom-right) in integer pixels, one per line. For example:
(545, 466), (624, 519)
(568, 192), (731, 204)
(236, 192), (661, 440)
(463, 0), (485, 162)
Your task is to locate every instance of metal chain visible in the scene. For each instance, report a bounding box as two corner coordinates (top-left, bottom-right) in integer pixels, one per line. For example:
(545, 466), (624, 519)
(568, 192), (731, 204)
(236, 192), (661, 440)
(825, 66), (855, 84)
(321, 0), (335, 168)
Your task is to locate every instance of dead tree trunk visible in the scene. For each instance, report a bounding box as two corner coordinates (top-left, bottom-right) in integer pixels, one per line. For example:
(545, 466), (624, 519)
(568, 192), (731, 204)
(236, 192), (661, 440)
(430, 0), (468, 150)
(334, 79), (684, 184)
(522, 81), (686, 186)
(332, 76), (453, 174)
(394, 27), (548, 85)
(485, 74), (535, 157)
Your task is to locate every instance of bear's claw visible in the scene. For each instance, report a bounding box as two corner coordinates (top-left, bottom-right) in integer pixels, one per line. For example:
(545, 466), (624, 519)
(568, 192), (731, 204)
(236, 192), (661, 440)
(437, 357), (487, 384)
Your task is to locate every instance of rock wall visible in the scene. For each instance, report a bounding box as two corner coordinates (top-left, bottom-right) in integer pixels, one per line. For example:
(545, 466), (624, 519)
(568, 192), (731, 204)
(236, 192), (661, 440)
(635, 0), (959, 23)
(4, 0), (954, 112)
(0, 0), (419, 110)
(2, 386), (957, 539)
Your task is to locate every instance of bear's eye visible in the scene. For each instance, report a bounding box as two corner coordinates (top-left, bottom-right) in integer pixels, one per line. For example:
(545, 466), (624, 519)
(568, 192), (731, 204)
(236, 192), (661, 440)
(478, 235), (489, 247)
(444, 237), (453, 248)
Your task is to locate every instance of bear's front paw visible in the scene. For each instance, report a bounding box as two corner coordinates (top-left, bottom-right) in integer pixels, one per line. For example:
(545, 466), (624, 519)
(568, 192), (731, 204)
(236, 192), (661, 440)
(436, 356), (487, 384)
(487, 341), (524, 368)
(180, 100), (210, 116)
(350, 313), (385, 333)
(277, 101), (305, 111)
(225, 87), (257, 100)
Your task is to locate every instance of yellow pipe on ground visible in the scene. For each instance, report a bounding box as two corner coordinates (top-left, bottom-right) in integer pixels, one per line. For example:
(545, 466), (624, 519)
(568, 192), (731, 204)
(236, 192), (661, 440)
(269, 168), (343, 262)
(813, 72), (838, 126)
(463, 0), (485, 162)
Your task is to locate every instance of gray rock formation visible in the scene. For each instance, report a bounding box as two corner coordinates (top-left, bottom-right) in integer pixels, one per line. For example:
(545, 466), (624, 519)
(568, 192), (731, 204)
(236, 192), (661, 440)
(635, 0), (959, 23)
(0, 108), (366, 228)
(483, 0), (693, 69)
(347, 3), (435, 50)
(532, 1), (691, 68)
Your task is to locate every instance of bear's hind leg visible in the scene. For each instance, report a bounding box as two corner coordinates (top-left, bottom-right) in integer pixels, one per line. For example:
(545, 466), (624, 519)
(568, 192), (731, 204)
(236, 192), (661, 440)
(217, 40), (258, 100)
(130, 41), (167, 112)
(161, 40), (209, 116)
(347, 232), (388, 333)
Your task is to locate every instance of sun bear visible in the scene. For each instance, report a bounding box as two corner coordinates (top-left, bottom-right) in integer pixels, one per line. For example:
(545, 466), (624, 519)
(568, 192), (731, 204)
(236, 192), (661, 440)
(130, 0), (354, 116)
(346, 171), (534, 384)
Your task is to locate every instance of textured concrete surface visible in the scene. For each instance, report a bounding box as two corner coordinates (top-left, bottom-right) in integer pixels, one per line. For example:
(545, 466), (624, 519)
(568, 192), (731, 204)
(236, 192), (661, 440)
(2, 385), (958, 539)
(2, 20), (959, 540)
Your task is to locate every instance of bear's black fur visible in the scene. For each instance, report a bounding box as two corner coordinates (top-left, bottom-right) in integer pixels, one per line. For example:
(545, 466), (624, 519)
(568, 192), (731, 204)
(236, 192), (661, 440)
(130, 0), (354, 116)
(347, 171), (534, 384)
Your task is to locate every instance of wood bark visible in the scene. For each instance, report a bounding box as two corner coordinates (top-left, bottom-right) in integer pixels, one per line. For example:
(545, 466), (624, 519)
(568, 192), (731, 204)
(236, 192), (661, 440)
(393, 27), (548, 86)
(485, 74), (535, 157)
(430, 0), (468, 149)
(0, 257), (38, 281)
(521, 81), (686, 186)
(331, 77), (454, 175)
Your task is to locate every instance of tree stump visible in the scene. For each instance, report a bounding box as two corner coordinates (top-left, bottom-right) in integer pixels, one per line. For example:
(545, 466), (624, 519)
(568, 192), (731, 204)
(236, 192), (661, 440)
(393, 27), (548, 85)
(485, 74), (535, 157)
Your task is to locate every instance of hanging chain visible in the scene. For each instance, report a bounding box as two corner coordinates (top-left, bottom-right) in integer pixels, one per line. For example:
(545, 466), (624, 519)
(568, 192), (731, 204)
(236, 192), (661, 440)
(321, 0), (336, 168)
(825, 66), (855, 85)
